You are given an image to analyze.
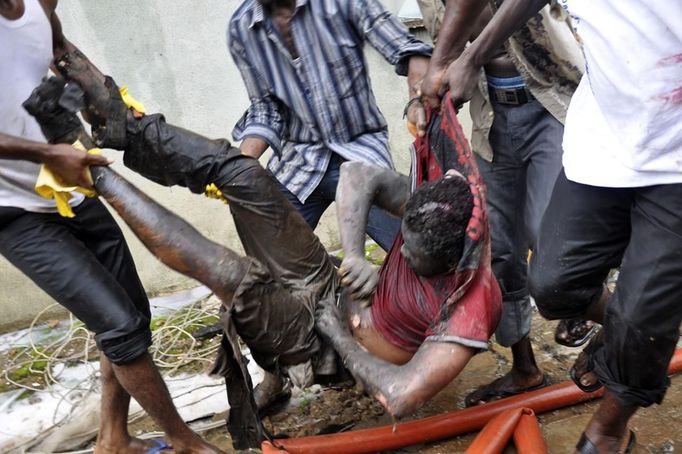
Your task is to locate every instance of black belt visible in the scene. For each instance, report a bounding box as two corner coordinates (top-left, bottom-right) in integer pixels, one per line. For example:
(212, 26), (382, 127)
(489, 86), (534, 106)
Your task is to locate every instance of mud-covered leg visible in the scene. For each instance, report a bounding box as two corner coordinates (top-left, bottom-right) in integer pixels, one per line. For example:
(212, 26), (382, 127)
(91, 167), (248, 303)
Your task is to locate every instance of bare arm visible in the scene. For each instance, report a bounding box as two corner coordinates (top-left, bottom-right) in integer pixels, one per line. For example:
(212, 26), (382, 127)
(317, 298), (474, 417)
(239, 137), (269, 160)
(0, 133), (110, 188)
(337, 162), (409, 257)
(335, 162), (409, 298)
(406, 55), (431, 137)
(446, 0), (549, 106)
(421, 0), (491, 107)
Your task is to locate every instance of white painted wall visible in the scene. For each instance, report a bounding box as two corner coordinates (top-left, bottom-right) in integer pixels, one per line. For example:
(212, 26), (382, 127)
(0, 0), (471, 329)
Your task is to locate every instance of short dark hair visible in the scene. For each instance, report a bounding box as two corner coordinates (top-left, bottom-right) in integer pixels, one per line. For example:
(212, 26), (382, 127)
(403, 176), (473, 268)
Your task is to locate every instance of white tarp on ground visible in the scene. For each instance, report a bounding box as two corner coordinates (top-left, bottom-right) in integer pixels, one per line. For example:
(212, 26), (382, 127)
(0, 286), (264, 454)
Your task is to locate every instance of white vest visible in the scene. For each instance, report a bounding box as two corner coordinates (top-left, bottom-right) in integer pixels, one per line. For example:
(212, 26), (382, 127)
(0, 0), (84, 211)
(561, 0), (682, 187)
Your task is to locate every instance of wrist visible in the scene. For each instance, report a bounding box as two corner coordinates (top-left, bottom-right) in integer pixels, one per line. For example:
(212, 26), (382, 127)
(344, 250), (365, 262)
(335, 332), (356, 350)
(37, 142), (59, 162)
(463, 42), (486, 69)
(407, 55), (429, 79)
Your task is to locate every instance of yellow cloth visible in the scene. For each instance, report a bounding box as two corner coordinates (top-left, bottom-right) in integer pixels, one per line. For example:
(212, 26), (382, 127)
(34, 141), (102, 218)
(119, 86), (146, 114)
(34, 86), (144, 218)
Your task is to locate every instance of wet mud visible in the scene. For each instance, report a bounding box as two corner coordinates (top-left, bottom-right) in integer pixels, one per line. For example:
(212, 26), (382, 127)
(192, 312), (681, 453)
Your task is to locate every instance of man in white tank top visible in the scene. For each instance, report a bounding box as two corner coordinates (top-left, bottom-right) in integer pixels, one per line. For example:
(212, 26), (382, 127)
(0, 1), (223, 453)
(437, 0), (681, 452)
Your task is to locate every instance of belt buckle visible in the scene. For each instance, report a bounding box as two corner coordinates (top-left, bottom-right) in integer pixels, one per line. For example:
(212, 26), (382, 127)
(494, 88), (521, 105)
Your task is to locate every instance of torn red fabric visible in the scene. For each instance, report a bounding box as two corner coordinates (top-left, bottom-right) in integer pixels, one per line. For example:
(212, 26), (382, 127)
(371, 96), (501, 352)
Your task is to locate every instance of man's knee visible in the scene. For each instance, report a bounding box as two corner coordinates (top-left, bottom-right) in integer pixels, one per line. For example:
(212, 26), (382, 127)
(95, 314), (152, 365)
(528, 264), (599, 320)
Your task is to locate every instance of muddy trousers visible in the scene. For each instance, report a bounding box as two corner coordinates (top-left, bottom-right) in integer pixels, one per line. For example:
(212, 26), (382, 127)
(0, 198), (151, 365)
(97, 114), (337, 448)
(529, 170), (682, 407)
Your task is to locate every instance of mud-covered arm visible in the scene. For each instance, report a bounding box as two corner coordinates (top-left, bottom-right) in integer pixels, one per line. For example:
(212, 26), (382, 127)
(337, 162), (409, 258)
(335, 162), (409, 297)
(446, 0), (549, 106)
(317, 299), (474, 417)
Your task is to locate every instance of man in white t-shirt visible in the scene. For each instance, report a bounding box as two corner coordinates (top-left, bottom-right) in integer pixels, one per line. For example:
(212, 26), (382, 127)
(439, 0), (681, 452)
(0, 1), (223, 452)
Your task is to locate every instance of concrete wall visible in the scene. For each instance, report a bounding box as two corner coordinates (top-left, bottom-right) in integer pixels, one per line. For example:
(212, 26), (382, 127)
(0, 0), (471, 329)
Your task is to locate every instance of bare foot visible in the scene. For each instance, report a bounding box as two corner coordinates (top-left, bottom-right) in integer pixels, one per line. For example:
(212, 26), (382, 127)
(465, 368), (547, 407)
(171, 438), (224, 454)
(94, 436), (173, 454)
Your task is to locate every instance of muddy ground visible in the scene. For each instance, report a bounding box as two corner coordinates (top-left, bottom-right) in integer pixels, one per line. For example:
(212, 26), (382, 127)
(127, 312), (681, 453)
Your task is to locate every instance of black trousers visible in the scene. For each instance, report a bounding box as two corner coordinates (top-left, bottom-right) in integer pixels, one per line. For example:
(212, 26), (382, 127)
(530, 170), (682, 407)
(0, 198), (151, 365)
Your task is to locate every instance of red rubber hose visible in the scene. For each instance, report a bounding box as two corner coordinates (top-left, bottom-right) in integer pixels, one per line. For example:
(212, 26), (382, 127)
(262, 348), (682, 454)
(464, 407), (523, 454)
(513, 409), (548, 454)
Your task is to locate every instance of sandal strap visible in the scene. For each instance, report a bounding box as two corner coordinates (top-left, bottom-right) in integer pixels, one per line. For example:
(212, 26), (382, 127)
(576, 432), (601, 454)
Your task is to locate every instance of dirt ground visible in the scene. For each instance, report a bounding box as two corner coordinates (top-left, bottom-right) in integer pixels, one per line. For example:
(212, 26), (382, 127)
(175, 313), (682, 453)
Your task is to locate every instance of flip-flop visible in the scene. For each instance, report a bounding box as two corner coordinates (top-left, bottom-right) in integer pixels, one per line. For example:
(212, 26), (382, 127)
(464, 375), (549, 407)
(555, 319), (599, 347)
(570, 365), (603, 393)
(569, 330), (605, 393)
(576, 430), (636, 454)
(144, 439), (173, 454)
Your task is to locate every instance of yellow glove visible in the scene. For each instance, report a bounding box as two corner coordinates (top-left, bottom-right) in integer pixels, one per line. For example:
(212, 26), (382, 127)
(34, 141), (102, 218)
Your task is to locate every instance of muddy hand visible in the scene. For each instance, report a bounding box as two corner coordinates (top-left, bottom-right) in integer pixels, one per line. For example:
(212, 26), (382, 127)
(338, 255), (379, 302)
(55, 50), (129, 149)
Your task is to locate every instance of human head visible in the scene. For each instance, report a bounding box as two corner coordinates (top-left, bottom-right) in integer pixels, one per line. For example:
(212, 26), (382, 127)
(0, 0), (25, 20)
(401, 172), (472, 277)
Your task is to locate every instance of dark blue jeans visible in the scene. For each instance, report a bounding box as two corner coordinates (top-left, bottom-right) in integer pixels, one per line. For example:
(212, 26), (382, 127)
(270, 153), (401, 251)
(476, 97), (564, 347)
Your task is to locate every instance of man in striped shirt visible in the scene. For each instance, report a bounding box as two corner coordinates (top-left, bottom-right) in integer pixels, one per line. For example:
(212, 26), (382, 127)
(229, 0), (432, 252)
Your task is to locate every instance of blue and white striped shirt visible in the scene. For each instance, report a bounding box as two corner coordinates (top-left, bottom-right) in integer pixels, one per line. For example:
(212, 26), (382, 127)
(229, 0), (432, 202)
